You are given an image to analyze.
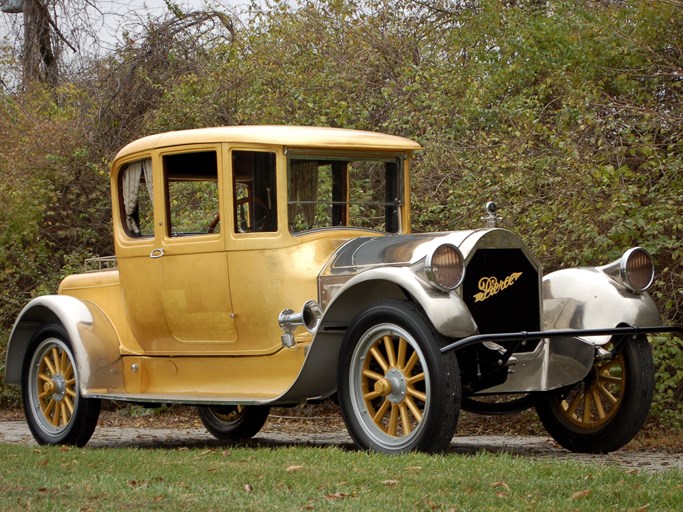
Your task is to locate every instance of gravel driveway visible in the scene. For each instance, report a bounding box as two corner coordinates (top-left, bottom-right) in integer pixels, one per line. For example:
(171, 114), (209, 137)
(1, 420), (680, 473)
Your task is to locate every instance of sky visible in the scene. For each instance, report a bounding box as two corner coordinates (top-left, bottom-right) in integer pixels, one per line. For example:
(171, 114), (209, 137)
(0, 1), (248, 56)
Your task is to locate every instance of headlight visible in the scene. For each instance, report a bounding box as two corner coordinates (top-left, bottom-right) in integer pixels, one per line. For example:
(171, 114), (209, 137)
(425, 244), (465, 292)
(620, 247), (654, 293)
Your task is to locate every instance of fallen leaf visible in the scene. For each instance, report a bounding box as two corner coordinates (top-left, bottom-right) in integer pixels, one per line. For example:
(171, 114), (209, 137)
(381, 480), (398, 486)
(636, 505), (650, 511)
(286, 465), (305, 472)
(244, 484), (253, 493)
(325, 492), (352, 500)
(571, 490), (591, 500)
(37, 459), (49, 468)
(492, 481), (510, 492)
(406, 466), (422, 472)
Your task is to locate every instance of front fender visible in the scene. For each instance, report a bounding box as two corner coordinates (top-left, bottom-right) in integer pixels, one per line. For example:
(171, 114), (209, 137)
(276, 267), (477, 404)
(543, 268), (660, 344)
(4, 295), (125, 396)
(321, 266), (477, 338)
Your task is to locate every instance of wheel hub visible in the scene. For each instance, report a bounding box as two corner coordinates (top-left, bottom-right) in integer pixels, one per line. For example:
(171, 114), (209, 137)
(48, 374), (67, 401)
(385, 367), (407, 404)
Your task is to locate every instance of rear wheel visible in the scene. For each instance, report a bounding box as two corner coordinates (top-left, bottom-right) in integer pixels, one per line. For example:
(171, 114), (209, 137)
(535, 335), (654, 453)
(338, 300), (460, 453)
(196, 405), (270, 441)
(22, 325), (101, 446)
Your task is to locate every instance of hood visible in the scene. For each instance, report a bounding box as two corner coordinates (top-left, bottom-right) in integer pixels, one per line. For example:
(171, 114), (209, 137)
(320, 228), (540, 277)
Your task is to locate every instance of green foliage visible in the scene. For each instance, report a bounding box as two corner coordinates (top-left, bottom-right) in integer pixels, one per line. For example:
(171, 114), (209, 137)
(0, 0), (681, 423)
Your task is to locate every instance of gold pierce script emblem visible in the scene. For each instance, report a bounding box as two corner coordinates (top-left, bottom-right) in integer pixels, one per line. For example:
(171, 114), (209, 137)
(473, 272), (523, 302)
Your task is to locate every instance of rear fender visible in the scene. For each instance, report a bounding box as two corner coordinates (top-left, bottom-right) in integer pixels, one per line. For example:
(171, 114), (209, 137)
(4, 295), (125, 396)
(543, 268), (660, 345)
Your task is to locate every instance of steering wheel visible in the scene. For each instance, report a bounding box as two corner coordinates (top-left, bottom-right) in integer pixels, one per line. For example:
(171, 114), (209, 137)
(208, 213), (221, 233)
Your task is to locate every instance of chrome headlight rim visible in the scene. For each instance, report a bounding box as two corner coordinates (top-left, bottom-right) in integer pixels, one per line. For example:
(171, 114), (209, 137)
(619, 247), (655, 293)
(425, 243), (465, 292)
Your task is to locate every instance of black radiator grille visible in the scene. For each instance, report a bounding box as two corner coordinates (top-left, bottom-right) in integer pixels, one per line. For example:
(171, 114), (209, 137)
(462, 248), (541, 352)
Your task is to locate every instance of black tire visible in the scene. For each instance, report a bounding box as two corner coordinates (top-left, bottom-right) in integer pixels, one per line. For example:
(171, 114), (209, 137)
(337, 300), (461, 453)
(535, 335), (654, 453)
(22, 325), (101, 447)
(196, 405), (270, 441)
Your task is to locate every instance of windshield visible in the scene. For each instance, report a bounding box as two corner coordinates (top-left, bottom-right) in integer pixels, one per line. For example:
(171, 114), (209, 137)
(287, 155), (402, 234)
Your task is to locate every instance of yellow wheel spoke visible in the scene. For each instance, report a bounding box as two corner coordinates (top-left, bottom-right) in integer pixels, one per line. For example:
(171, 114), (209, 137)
(59, 401), (69, 425)
(600, 358), (622, 371)
(369, 346), (389, 373)
(43, 355), (56, 375)
(43, 398), (56, 417)
(51, 401), (62, 426)
(373, 399), (391, 425)
(404, 351), (419, 375)
(397, 338), (407, 369)
(406, 372), (425, 386)
(362, 369), (384, 381)
(38, 373), (51, 384)
(407, 387), (427, 402)
(399, 403), (411, 435)
(582, 392), (593, 424)
(383, 335), (397, 368)
(66, 387), (77, 398)
(597, 383), (618, 405)
(599, 374), (622, 385)
(364, 389), (383, 401)
(38, 389), (52, 400)
(59, 349), (69, 373)
(388, 404), (399, 436)
(564, 392), (581, 417)
(405, 396), (423, 422)
(51, 347), (62, 373)
(64, 395), (75, 415)
(592, 389), (606, 419)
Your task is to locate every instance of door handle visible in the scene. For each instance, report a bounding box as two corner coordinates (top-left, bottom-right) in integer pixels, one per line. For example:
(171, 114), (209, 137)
(150, 248), (165, 259)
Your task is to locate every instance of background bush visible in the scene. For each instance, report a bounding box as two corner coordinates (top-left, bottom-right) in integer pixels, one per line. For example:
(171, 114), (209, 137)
(0, 0), (680, 424)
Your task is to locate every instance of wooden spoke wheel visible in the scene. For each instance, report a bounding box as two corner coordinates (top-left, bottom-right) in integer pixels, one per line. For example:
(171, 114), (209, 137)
(536, 335), (654, 453)
(197, 404), (270, 441)
(22, 325), (100, 446)
(338, 300), (460, 453)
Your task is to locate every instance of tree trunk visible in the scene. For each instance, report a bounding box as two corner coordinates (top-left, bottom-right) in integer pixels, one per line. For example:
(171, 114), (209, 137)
(22, 0), (58, 87)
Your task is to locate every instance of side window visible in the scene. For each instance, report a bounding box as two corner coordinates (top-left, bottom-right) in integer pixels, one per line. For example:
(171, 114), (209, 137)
(288, 157), (401, 233)
(232, 151), (277, 233)
(163, 151), (220, 236)
(120, 158), (154, 237)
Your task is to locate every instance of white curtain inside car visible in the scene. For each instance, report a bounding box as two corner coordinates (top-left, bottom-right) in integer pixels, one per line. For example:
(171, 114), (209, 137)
(122, 158), (153, 235)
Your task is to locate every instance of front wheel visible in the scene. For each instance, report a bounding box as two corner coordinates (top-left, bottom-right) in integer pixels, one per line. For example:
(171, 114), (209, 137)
(337, 300), (461, 454)
(196, 405), (270, 441)
(535, 335), (654, 453)
(22, 325), (101, 446)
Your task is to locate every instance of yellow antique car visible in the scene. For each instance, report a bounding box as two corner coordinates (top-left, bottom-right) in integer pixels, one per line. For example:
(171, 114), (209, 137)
(4, 126), (681, 453)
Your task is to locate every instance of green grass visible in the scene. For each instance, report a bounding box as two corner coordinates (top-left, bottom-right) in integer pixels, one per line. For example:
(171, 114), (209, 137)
(0, 444), (681, 511)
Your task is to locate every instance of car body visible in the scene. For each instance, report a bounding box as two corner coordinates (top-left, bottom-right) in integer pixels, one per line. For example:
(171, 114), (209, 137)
(4, 126), (681, 453)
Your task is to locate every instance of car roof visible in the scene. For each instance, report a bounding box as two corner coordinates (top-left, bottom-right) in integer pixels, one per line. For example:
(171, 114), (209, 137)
(114, 125), (422, 161)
